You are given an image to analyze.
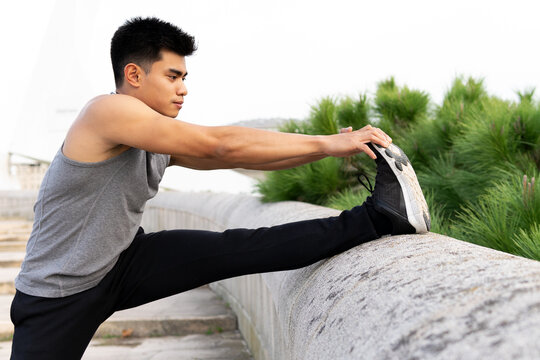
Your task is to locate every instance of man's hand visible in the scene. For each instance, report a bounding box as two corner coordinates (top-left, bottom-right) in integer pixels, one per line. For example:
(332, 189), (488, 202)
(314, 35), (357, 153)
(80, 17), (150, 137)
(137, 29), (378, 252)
(325, 125), (392, 160)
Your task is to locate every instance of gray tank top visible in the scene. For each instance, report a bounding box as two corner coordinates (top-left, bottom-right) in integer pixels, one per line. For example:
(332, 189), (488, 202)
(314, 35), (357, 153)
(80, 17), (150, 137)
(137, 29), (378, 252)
(15, 146), (170, 297)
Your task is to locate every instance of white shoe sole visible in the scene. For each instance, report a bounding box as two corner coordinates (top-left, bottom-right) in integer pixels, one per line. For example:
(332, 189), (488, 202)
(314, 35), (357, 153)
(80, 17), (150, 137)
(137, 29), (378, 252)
(372, 143), (430, 233)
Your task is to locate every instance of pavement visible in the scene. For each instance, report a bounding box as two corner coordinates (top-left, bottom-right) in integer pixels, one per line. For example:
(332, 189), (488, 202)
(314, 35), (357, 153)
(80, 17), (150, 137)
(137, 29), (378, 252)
(0, 219), (253, 359)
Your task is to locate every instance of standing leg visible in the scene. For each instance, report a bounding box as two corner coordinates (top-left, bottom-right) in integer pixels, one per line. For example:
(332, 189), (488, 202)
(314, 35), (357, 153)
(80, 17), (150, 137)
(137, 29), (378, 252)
(10, 278), (117, 360)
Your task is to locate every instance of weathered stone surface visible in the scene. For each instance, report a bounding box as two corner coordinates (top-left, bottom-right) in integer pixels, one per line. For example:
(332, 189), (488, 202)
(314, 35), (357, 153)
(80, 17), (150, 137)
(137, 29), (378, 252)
(142, 191), (540, 360)
(0, 331), (254, 360)
(95, 286), (237, 338)
(284, 233), (540, 359)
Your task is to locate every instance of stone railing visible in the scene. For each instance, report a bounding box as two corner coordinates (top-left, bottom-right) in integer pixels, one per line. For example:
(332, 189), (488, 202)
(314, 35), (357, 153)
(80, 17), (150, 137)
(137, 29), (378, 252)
(141, 191), (540, 360)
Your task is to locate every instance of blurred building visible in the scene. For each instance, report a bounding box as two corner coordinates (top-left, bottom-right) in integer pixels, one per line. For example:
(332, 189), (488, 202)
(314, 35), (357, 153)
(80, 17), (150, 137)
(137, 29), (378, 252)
(0, 153), (49, 191)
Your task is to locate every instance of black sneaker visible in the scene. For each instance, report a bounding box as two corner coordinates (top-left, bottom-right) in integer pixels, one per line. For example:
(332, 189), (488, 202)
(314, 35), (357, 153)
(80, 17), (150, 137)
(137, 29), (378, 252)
(364, 142), (430, 234)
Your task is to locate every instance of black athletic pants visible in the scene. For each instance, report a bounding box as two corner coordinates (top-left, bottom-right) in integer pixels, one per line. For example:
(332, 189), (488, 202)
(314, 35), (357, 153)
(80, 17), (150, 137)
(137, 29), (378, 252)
(10, 204), (379, 359)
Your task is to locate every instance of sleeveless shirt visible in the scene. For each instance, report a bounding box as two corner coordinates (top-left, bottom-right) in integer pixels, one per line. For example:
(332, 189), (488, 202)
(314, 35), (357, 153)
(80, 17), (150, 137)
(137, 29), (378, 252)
(15, 146), (170, 297)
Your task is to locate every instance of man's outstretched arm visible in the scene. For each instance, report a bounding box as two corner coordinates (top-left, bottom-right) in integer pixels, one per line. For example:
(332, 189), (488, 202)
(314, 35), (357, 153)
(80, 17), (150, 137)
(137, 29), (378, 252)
(169, 128), (357, 170)
(168, 153), (327, 170)
(83, 94), (391, 168)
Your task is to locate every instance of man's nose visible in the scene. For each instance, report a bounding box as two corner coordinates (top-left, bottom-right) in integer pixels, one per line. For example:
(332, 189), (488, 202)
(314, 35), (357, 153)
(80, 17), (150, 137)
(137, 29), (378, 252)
(177, 81), (187, 96)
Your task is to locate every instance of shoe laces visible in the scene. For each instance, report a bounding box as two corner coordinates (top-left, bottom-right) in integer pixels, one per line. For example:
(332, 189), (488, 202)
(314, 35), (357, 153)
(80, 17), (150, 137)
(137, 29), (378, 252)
(357, 173), (374, 193)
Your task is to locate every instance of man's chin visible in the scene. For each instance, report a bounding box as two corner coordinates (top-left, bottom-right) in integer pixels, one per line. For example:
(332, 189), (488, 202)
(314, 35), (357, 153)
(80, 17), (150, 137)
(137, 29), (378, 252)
(159, 109), (180, 118)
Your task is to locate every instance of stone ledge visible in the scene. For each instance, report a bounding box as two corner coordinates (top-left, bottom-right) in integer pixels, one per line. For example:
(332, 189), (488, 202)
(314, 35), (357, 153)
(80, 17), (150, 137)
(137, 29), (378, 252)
(141, 191), (540, 360)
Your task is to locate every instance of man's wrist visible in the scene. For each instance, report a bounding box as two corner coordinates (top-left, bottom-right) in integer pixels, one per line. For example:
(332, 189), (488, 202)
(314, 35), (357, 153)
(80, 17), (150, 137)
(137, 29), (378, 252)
(314, 134), (331, 156)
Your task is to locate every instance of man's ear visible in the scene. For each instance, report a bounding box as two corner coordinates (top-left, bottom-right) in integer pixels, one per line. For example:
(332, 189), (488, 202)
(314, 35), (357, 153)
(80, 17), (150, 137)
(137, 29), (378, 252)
(124, 63), (144, 88)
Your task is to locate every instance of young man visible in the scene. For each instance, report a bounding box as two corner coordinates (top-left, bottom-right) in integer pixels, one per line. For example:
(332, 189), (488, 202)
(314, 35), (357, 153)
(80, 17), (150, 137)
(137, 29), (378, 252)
(10, 17), (430, 359)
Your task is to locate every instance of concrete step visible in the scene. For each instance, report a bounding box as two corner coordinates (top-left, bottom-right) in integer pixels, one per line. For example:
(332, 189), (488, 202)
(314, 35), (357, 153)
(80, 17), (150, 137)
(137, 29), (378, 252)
(0, 234), (29, 243)
(0, 227), (32, 240)
(95, 286), (237, 338)
(0, 220), (33, 232)
(0, 222), (32, 243)
(0, 332), (254, 359)
(0, 269), (19, 295)
(0, 295), (11, 339)
(0, 286), (237, 340)
(0, 253), (24, 268)
(0, 228), (31, 236)
(0, 241), (27, 252)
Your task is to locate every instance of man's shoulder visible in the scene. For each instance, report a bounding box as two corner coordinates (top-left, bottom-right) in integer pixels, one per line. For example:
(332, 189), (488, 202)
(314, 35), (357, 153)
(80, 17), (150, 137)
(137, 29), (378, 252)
(77, 94), (153, 132)
(62, 94), (143, 162)
(84, 94), (142, 115)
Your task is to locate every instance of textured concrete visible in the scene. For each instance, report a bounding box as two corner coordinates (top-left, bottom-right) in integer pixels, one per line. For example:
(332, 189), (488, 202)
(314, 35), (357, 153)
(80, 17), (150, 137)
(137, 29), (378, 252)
(0, 252), (24, 268)
(141, 191), (540, 360)
(0, 241), (27, 252)
(95, 286), (237, 338)
(0, 331), (254, 359)
(0, 219), (33, 232)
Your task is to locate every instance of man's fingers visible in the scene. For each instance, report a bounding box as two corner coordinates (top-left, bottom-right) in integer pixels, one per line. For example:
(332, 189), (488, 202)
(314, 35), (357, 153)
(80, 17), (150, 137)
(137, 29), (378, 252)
(371, 133), (390, 148)
(370, 127), (392, 148)
(374, 127), (392, 142)
(337, 125), (390, 157)
(356, 125), (392, 146)
(362, 143), (377, 160)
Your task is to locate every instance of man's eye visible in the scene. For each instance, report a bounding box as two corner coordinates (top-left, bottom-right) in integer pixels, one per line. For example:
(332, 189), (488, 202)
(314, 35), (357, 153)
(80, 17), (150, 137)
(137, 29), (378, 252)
(168, 75), (177, 80)
(182, 77), (187, 82)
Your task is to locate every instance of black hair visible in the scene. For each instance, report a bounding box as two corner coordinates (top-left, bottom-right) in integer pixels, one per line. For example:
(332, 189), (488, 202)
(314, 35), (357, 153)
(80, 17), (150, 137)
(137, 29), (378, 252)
(110, 17), (197, 88)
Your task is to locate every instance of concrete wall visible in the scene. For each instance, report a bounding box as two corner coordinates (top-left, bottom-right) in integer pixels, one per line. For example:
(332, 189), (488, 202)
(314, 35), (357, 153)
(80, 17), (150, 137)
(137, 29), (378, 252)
(10, 163), (48, 190)
(0, 191), (38, 219)
(142, 191), (540, 360)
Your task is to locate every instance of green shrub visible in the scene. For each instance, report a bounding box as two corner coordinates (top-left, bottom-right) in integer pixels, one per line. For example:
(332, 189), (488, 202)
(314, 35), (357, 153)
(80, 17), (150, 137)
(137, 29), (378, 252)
(336, 94), (370, 130)
(423, 191), (457, 237)
(373, 77), (430, 138)
(278, 119), (310, 135)
(455, 172), (539, 258)
(453, 98), (523, 174)
(294, 157), (346, 204)
(402, 77), (487, 168)
(256, 167), (304, 203)
(257, 157), (345, 204)
(257, 76), (540, 262)
(309, 97), (339, 135)
(514, 223), (540, 261)
(415, 153), (477, 219)
(324, 187), (371, 211)
(513, 98), (540, 169)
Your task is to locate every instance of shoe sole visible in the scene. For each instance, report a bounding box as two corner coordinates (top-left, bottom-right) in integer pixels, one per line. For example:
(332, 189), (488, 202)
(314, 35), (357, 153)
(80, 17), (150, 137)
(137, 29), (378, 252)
(372, 143), (431, 233)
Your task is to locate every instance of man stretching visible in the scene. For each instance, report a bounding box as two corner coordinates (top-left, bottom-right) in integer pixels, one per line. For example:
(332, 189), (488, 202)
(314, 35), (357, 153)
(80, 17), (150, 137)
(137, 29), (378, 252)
(10, 17), (430, 359)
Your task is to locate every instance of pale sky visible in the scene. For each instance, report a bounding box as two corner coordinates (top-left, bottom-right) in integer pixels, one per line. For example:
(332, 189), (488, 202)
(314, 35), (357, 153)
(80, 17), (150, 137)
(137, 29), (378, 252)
(1, 0), (540, 160)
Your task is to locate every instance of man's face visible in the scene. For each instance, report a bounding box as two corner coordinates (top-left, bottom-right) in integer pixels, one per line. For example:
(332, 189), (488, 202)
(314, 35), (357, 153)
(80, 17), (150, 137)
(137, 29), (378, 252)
(136, 50), (188, 118)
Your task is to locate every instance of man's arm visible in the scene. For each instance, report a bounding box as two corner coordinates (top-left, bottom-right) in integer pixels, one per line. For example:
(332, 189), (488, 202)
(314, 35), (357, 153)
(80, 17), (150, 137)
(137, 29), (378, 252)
(168, 126), (356, 170)
(169, 153), (326, 170)
(83, 94), (391, 167)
